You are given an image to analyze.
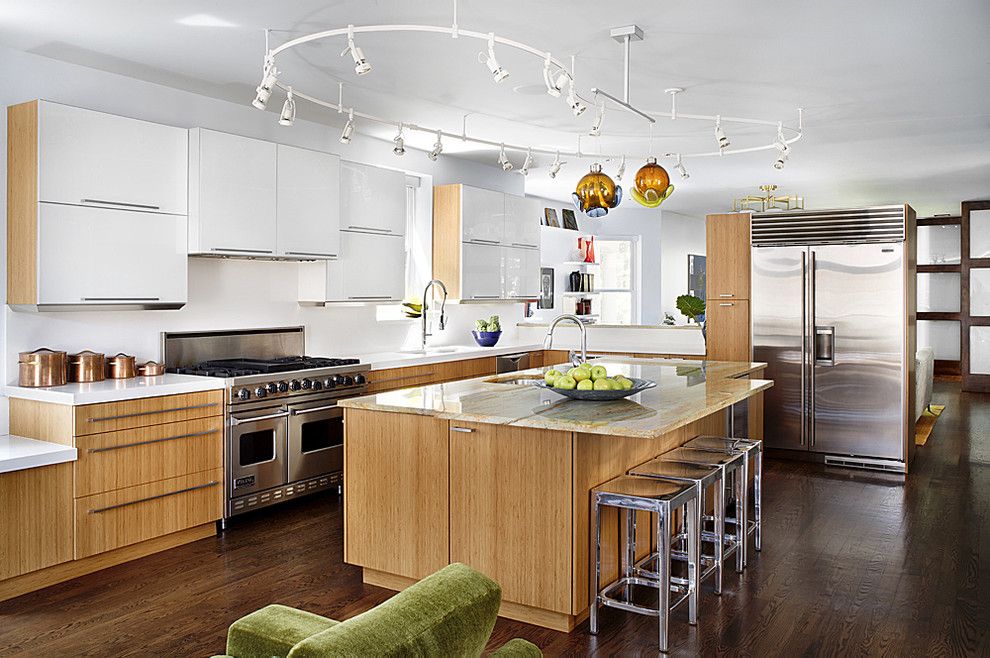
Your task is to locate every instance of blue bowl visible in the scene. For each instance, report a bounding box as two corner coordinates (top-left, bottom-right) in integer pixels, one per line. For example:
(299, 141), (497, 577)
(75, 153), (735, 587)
(472, 330), (502, 347)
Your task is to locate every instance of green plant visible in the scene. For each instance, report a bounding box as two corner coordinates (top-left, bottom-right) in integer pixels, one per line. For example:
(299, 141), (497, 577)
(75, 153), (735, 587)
(675, 295), (706, 323)
(475, 315), (501, 332)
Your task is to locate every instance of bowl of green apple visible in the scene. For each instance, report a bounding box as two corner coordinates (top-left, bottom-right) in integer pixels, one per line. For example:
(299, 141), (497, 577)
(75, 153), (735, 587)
(536, 363), (656, 401)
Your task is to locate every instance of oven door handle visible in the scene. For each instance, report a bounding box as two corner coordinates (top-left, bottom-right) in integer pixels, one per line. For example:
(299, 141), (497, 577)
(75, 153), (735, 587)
(289, 404), (341, 416)
(230, 410), (289, 425)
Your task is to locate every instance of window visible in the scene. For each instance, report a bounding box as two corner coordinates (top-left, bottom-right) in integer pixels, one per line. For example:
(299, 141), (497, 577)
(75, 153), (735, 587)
(597, 238), (639, 324)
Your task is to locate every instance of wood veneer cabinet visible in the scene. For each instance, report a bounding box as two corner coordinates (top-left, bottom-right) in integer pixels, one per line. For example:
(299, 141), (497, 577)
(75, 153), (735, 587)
(706, 212), (753, 362)
(367, 356), (497, 393)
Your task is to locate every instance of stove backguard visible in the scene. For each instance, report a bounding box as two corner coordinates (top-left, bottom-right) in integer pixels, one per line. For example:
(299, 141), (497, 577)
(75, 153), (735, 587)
(161, 327), (305, 369)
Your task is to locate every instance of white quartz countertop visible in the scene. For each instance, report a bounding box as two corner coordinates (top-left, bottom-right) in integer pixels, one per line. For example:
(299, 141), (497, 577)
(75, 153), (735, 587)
(0, 435), (77, 474)
(4, 373), (226, 406)
(355, 343), (545, 370)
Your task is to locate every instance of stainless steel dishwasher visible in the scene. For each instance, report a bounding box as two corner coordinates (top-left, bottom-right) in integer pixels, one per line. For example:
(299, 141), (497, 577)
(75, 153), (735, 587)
(495, 352), (531, 373)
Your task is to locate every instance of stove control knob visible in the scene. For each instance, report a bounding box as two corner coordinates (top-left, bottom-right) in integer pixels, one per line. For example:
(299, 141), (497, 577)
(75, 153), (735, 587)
(341, 375), (354, 386)
(277, 381), (289, 393)
(311, 380), (323, 391)
(289, 379), (302, 391)
(254, 386), (268, 399)
(266, 382), (278, 394)
(235, 388), (251, 401)
(301, 379), (313, 390)
(353, 373), (367, 385)
(331, 375), (345, 386)
(323, 378), (336, 389)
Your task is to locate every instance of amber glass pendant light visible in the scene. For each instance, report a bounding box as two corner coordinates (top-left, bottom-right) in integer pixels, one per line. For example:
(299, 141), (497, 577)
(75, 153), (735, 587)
(572, 163), (622, 218)
(630, 157), (674, 207)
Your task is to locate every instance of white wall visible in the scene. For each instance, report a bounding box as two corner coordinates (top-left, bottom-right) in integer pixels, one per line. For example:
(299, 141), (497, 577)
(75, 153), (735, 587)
(659, 213), (707, 321)
(0, 46), (526, 431)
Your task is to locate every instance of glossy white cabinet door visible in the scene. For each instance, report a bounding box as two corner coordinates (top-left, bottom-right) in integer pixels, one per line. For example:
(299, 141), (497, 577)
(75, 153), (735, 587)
(523, 248), (543, 298)
(461, 242), (503, 300)
(503, 194), (541, 249)
(501, 246), (526, 298)
(276, 145), (341, 259)
(38, 101), (187, 215)
(189, 129), (277, 255)
(37, 203), (186, 305)
(331, 231), (406, 302)
(461, 186), (505, 245)
(340, 161), (406, 235)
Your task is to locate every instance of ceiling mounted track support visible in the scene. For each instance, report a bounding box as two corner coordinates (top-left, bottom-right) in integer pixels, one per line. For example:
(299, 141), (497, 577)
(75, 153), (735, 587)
(591, 25), (654, 124)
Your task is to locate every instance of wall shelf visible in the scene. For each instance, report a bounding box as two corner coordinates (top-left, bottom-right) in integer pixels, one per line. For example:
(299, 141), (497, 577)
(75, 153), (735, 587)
(918, 215), (961, 226)
(562, 291), (600, 297)
(918, 311), (960, 321)
(560, 261), (599, 267)
(918, 263), (961, 273)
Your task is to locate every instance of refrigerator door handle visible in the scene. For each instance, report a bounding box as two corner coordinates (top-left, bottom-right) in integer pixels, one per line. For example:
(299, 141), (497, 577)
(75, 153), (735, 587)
(809, 250), (817, 448)
(800, 251), (807, 447)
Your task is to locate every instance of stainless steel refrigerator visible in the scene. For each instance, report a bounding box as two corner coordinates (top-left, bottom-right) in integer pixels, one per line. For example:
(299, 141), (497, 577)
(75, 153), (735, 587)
(751, 206), (916, 472)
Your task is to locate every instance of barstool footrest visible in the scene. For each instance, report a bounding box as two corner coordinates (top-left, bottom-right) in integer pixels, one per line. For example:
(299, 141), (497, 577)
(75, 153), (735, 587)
(600, 577), (693, 616)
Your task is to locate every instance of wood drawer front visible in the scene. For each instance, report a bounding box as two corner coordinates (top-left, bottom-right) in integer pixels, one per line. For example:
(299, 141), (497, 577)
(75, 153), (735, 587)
(74, 468), (222, 559)
(367, 365), (436, 393)
(74, 417), (223, 497)
(434, 357), (495, 382)
(74, 390), (223, 436)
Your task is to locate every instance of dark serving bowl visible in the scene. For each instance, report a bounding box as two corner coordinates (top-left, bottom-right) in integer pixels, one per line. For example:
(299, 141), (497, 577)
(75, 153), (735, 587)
(535, 377), (656, 401)
(472, 330), (502, 347)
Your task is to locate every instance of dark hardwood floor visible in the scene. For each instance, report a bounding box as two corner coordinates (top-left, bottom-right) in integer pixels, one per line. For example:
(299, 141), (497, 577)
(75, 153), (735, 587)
(2, 380), (988, 657)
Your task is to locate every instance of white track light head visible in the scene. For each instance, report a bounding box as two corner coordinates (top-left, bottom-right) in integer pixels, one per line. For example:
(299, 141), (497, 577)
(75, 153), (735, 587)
(616, 155), (626, 181)
(548, 151), (564, 179)
(497, 143), (513, 171)
(480, 34), (508, 82)
(543, 58), (568, 97)
(393, 124), (405, 156)
(714, 116), (729, 150)
(675, 155), (689, 180)
(590, 103), (605, 136)
(520, 148), (534, 175)
(429, 131), (443, 161)
(278, 89), (296, 126)
(252, 57), (278, 110)
(567, 86), (586, 116)
(341, 27), (371, 75)
(339, 110), (354, 144)
(773, 152), (788, 170)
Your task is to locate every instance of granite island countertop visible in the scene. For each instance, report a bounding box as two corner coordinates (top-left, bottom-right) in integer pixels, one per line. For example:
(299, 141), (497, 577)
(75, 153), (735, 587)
(339, 357), (771, 439)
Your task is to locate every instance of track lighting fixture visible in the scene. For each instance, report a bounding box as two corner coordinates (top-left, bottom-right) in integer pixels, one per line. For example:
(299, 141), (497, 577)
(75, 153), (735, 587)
(675, 154), (690, 180)
(520, 148), (534, 176)
(341, 25), (371, 75)
(589, 102), (605, 136)
(616, 155), (626, 181)
(548, 151), (564, 179)
(252, 56), (278, 110)
(543, 57), (569, 97)
(429, 130), (443, 161)
(567, 85), (586, 116)
(772, 124), (790, 169)
(479, 33), (508, 82)
(339, 109), (354, 144)
(392, 124), (405, 156)
(278, 88), (296, 126)
(772, 151), (788, 170)
(497, 143), (513, 171)
(714, 116), (729, 150)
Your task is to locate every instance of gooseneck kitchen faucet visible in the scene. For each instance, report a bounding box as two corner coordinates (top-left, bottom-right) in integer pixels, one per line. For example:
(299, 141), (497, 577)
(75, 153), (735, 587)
(543, 313), (588, 366)
(421, 279), (448, 351)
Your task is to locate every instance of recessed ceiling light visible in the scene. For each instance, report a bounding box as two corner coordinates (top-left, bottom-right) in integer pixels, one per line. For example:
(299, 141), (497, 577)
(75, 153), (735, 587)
(177, 14), (238, 28)
(512, 84), (549, 96)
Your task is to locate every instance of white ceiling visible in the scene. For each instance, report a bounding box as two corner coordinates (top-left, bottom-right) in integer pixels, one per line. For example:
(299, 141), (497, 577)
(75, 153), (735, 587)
(1, 0), (989, 217)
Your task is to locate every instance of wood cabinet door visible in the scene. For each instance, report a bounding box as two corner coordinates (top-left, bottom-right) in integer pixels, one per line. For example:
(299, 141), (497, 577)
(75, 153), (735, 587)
(276, 144), (340, 259)
(449, 422), (573, 613)
(706, 299), (751, 361)
(706, 213), (751, 300)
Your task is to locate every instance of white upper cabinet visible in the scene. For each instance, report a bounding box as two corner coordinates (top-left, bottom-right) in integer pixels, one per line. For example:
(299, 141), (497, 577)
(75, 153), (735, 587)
(276, 144), (340, 259)
(461, 186), (505, 245)
(37, 203), (186, 306)
(188, 129), (277, 256)
(501, 246), (542, 299)
(340, 161), (406, 236)
(503, 194), (541, 249)
(37, 101), (188, 216)
(299, 231), (406, 304)
(460, 242), (503, 300)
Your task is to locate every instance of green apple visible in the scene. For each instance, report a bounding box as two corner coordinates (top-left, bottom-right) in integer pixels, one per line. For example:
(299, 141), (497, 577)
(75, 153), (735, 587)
(555, 375), (577, 390)
(590, 365), (608, 381)
(568, 367), (591, 382)
(619, 377), (634, 390)
(577, 379), (594, 391)
(610, 379), (626, 390)
(544, 369), (560, 385)
(593, 378), (613, 391)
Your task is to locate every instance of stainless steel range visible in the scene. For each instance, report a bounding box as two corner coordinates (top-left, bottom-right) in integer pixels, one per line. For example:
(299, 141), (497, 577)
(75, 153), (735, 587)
(162, 327), (370, 521)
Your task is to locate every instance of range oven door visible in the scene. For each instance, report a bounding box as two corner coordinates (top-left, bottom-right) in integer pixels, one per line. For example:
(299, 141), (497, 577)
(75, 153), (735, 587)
(287, 400), (344, 483)
(228, 406), (288, 497)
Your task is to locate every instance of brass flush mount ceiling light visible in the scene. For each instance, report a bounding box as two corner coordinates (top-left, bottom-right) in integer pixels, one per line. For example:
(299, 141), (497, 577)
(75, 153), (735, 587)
(733, 185), (805, 212)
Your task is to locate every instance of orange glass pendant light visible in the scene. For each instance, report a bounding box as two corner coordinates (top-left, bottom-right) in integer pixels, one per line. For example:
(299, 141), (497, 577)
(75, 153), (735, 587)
(572, 163), (622, 218)
(630, 157), (674, 208)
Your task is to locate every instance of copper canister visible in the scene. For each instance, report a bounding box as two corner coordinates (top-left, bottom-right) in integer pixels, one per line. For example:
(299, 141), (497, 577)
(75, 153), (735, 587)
(136, 361), (166, 377)
(68, 350), (106, 383)
(18, 348), (67, 387)
(106, 353), (137, 379)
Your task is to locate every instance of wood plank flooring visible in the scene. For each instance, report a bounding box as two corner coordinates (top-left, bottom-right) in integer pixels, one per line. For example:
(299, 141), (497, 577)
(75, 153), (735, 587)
(1, 381), (988, 656)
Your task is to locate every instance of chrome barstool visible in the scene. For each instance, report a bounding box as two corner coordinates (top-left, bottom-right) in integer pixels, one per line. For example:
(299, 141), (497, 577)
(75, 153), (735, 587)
(590, 475), (700, 653)
(683, 435), (763, 554)
(655, 447), (748, 573)
(628, 459), (726, 594)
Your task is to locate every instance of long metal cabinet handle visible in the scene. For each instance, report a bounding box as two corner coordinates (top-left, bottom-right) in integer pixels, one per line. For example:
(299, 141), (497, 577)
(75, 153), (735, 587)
(210, 247), (274, 254)
(82, 297), (161, 302)
(82, 198), (160, 210)
(285, 251), (337, 258)
(230, 411), (289, 425)
(809, 250), (817, 448)
(87, 402), (220, 423)
(800, 251), (807, 447)
(290, 404), (341, 416)
(451, 427), (475, 433)
(88, 480), (219, 514)
(87, 429), (219, 453)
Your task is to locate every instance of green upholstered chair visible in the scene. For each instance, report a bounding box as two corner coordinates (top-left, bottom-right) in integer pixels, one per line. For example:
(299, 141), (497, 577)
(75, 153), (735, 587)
(214, 563), (542, 658)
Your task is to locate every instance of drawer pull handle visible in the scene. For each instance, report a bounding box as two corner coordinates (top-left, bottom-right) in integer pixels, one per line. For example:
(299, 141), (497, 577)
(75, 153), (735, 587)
(87, 429), (219, 453)
(719, 302), (735, 307)
(285, 251), (337, 258)
(86, 402), (220, 423)
(210, 247), (274, 254)
(451, 427), (475, 433)
(88, 480), (219, 514)
(719, 293), (734, 298)
(373, 372), (436, 384)
(82, 198), (160, 211)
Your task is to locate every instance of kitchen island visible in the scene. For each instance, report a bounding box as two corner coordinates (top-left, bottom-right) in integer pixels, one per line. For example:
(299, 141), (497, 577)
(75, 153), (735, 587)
(339, 357), (771, 632)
